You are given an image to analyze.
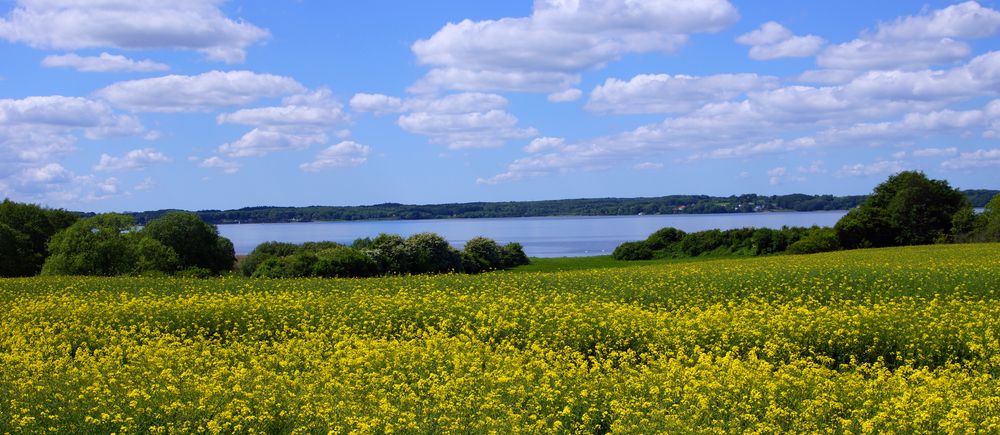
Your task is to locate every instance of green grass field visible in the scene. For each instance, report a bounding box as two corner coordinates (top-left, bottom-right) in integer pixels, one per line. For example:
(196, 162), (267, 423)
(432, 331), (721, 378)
(2, 244), (999, 432)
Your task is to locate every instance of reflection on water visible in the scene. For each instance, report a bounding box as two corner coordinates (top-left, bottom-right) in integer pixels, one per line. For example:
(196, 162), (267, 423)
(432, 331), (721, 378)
(217, 211), (848, 257)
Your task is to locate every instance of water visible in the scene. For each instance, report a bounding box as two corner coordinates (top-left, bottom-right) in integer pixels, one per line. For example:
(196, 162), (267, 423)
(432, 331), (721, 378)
(217, 210), (848, 257)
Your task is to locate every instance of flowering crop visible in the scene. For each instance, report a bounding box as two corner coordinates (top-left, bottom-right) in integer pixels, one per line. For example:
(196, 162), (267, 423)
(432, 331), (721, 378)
(2, 243), (999, 432)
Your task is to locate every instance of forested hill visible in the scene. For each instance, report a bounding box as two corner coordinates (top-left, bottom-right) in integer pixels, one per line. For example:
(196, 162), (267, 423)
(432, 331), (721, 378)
(111, 190), (998, 225)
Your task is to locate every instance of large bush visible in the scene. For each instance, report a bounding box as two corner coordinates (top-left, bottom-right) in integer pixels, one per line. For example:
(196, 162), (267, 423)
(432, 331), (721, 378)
(612, 241), (653, 260)
(42, 214), (140, 276)
(835, 171), (969, 249)
(0, 199), (78, 277)
(142, 211), (235, 273)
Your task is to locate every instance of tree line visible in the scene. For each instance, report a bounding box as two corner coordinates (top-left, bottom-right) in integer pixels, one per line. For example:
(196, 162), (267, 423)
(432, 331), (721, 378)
(119, 193), (928, 225)
(614, 172), (1000, 261)
(1, 202), (528, 278)
(240, 234), (529, 278)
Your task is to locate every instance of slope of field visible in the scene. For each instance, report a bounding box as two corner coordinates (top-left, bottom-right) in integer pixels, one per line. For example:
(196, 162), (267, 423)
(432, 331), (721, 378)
(2, 244), (999, 432)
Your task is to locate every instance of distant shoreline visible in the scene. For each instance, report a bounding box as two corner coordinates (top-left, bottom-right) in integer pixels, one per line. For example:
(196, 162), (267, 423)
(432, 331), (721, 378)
(81, 189), (996, 225)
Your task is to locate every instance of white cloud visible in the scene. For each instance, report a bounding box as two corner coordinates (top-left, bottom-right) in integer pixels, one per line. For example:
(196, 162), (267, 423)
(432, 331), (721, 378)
(199, 156), (240, 174)
(818, 2), (1000, 70)
(586, 73), (778, 114)
(96, 70), (305, 112)
(941, 148), (1000, 169)
(134, 177), (155, 191)
(410, 0), (738, 93)
(836, 160), (908, 177)
(912, 147), (959, 157)
(634, 162), (664, 170)
(795, 69), (861, 85)
(736, 22), (824, 60)
(218, 88), (347, 127)
(41, 52), (168, 72)
(873, 1), (1000, 41)
(349, 93), (404, 114)
(218, 129), (327, 158)
(547, 88), (582, 102)
(0, 0), (269, 63)
(523, 137), (566, 153)
(818, 39), (970, 71)
(15, 163), (73, 184)
(93, 148), (170, 171)
(0, 95), (143, 174)
(299, 141), (370, 172)
(766, 166), (787, 185)
(352, 92), (537, 150)
(217, 88), (349, 158)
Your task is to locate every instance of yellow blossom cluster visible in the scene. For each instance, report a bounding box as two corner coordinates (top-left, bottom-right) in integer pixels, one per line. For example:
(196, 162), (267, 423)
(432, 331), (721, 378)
(1, 243), (999, 432)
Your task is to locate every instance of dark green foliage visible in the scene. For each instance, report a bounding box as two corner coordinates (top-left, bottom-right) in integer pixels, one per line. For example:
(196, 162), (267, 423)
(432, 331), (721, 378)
(499, 242), (530, 268)
(241, 233), (524, 278)
(835, 171), (969, 249)
(253, 253), (318, 278)
(42, 214), (139, 276)
(613, 242), (653, 261)
(614, 225), (832, 261)
(957, 194), (1000, 242)
(312, 247), (379, 278)
(142, 211), (235, 273)
(0, 199), (78, 276)
(786, 228), (840, 255)
(239, 241), (299, 276)
(405, 232), (463, 274)
(463, 237), (502, 271)
(645, 227), (686, 251)
(135, 237), (180, 274)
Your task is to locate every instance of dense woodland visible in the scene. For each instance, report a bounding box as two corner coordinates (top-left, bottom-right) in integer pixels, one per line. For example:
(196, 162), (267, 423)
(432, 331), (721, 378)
(115, 190), (997, 225)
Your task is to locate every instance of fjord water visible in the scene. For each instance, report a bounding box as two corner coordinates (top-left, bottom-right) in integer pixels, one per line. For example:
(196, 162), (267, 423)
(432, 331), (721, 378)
(218, 210), (848, 257)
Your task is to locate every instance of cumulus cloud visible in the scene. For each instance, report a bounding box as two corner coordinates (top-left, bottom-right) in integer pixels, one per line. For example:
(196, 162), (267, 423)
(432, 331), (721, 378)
(96, 70), (305, 112)
(819, 1), (1000, 70)
(912, 147), (959, 157)
(216, 88), (350, 158)
(0, 95), (144, 183)
(299, 141), (371, 172)
(586, 73), (778, 114)
(199, 156), (240, 174)
(836, 160), (909, 177)
(547, 89), (583, 102)
(0, 0), (269, 63)
(942, 148), (1000, 169)
(93, 148), (170, 171)
(2, 162), (122, 203)
(349, 93), (404, 114)
(478, 50), (1000, 184)
(353, 92), (537, 149)
(736, 22), (824, 60)
(41, 52), (168, 72)
(410, 0), (738, 93)
(634, 162), (664, 170)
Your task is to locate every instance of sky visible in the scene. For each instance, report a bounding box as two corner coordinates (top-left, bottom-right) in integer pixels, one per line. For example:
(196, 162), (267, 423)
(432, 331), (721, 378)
(1, 0), (999, 212)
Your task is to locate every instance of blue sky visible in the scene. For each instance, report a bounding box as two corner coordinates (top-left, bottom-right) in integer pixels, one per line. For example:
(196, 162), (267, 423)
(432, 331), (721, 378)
(1, 0), (999, 212)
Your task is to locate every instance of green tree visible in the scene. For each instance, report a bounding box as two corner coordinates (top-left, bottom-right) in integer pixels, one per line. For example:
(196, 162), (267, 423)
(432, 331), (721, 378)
(0, 199), (78, 276)
(405, 232), (462, 274)
(141, 212), (235, 273)
(835, 171), (969, 249)
(499, 242), (530, 268)
(42, 214), (139, 276)
(240, 241), (299, 276)
(463, 237), (502, 270)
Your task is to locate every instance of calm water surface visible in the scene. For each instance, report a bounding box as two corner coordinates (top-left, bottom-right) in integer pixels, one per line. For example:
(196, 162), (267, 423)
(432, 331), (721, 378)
(218, 211), (848, 257)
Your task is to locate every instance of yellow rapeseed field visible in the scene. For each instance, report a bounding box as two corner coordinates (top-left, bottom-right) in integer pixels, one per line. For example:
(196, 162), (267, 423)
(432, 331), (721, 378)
(2, 244), (999, 433)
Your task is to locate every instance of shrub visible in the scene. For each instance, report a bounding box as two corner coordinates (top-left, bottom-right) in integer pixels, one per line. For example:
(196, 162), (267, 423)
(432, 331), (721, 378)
(645, 227), (685, 251)
(786, 228), (840, 255)
(499, 242), (530, 268)
(240, 241), (299, 276)
(312, 247), (379, 278)
(141, 212), (235, 273)
(42, 214), (139, 276)
(405, 232), (462, 274)
(463, 237), (502, 270)
(613, 241), (653, 260)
